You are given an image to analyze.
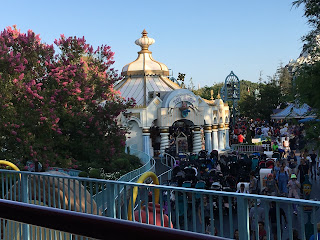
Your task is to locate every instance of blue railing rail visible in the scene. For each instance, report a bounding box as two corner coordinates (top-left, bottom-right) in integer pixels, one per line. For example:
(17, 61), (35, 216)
(46, 167), (81, 176)
(160, 153), (176, 168)
(93, 146), (156, 211)
(231, 144), (271, 153)
(118, 146), (155, 182)
(155, 153), (176, 185)
(0, 169), (319, 240)
(0, 198), (228, 240)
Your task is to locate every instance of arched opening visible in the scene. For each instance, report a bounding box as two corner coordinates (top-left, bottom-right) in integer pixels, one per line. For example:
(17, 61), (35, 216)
(169, 119), (194, 154)
(127, 120), (142, 150)
(150, 120), (160, 156)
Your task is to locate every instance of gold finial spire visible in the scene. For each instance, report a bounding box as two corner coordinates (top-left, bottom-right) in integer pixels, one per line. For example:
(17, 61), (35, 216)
(210, 90), (214, 100)
(135, 29), (155, 53)
(217, 92), (221, 99)
(142, 29), (148, 37)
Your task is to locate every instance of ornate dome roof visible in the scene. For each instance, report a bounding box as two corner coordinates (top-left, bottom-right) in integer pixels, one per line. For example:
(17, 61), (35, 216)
(122, 30), (169, 76)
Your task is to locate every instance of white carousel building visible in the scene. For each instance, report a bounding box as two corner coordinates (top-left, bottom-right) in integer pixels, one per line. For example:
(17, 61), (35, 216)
(116, 30), (230, 156)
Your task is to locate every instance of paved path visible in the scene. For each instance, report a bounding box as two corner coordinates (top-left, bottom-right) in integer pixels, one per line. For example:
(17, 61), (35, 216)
(155, 157), (171, 183)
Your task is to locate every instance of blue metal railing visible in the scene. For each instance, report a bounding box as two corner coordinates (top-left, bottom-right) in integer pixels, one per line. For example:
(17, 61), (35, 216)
(118, 146), (155, 182)
(0, 198), (226, 240)
(0, 169), (319, 240)
(46, 167), (81, 177)
(160, 153), (176, 168)
(156, 153), (176, 184)
(93, 146), (156, 211)
(231, 144), (271, 153)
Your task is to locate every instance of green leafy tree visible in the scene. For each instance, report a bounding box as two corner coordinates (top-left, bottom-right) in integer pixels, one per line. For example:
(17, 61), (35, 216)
(258, 82), (282, 120)
(193, 83), (224, 100)
(292, 0), (320, 148)
(295, 61), (320, 114)
(238, 94), (258, 119)
(239, 80), (259, 99)
(0, 26), (135, 170)
(293, 0), (320, 57)
(293, 0), (320, 113)
(276, 64), (294, 101)
(238, 80), (282, 120)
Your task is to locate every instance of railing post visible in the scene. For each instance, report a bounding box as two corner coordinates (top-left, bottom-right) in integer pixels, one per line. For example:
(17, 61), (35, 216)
(21, 173), (30, 240)
(106, 182), (115, 218)
(237, 196), (249, 240)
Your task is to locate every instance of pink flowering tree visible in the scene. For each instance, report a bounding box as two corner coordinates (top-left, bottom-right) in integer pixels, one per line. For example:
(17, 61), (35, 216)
(0, 26), (135, 170)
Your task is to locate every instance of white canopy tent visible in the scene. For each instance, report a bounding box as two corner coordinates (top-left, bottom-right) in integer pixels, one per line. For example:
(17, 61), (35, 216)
(271, 103), (316, 120)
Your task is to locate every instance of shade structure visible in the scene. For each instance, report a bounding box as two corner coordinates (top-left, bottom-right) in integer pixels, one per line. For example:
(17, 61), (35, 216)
(298, 117), (319, 123)
(271, 103), (316, 120)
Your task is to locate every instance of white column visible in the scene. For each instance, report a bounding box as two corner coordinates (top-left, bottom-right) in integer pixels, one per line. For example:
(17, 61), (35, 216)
(193, 126), (202, 154)
(225, 123), (230, 149)
(212, 125), (218, 150)
(142, 128), (151, 156)
(204, 125), (212, 153)
(218, 124), (225, 151)
(160, 127), (169, 155)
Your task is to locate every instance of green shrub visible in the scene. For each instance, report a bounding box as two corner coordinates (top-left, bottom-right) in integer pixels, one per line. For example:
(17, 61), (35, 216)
(78, 171), (88, 178)
(89, 168), (101, 179)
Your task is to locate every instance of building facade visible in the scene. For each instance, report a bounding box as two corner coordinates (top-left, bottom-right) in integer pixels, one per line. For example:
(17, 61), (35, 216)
(115, 30), (230, 156)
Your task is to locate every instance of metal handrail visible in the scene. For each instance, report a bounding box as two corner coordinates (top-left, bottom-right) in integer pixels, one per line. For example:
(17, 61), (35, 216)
(1, 169), (319, 240)
(118, 146), (156, 182)
(0, 198), (227, 240)
(161, 153), (176, 168)
(231, 144), (271, 153)
(93, 146), (156, 211)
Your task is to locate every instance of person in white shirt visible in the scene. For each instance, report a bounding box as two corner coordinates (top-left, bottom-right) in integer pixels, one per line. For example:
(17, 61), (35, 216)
(262, 126), (269, 137)
(236, 183), (249, 194)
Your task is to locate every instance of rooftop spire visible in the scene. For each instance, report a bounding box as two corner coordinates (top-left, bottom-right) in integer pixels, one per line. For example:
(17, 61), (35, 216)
(142, 29), (148, 37)
(135, 29), (155, 53)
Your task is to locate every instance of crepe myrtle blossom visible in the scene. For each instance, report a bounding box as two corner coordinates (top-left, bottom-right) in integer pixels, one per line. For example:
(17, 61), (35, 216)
(0, 26), (135, 170)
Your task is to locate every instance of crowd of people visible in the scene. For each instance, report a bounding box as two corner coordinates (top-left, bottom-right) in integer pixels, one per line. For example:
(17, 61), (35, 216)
(163, 117), (319, 239)
(231, 118), (319, 239)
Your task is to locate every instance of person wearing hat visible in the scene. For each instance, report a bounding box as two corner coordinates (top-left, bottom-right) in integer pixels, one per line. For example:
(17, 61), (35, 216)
(309, 222), (320, 240)
(288, 151), (298, 175)
(264, 173), (279, 196)
(287, 174), (301, 215)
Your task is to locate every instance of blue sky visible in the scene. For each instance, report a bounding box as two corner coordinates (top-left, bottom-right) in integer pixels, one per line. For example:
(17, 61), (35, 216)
(0, 0), (310, 87)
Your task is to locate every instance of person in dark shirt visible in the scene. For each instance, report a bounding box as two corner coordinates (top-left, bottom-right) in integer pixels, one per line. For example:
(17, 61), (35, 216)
(297, 158), (309, 181)
(287, 152), (298, 174)
(269, 201), (287, 240)
(289, 137), (297, 154)
(310, 150), (318, 179)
